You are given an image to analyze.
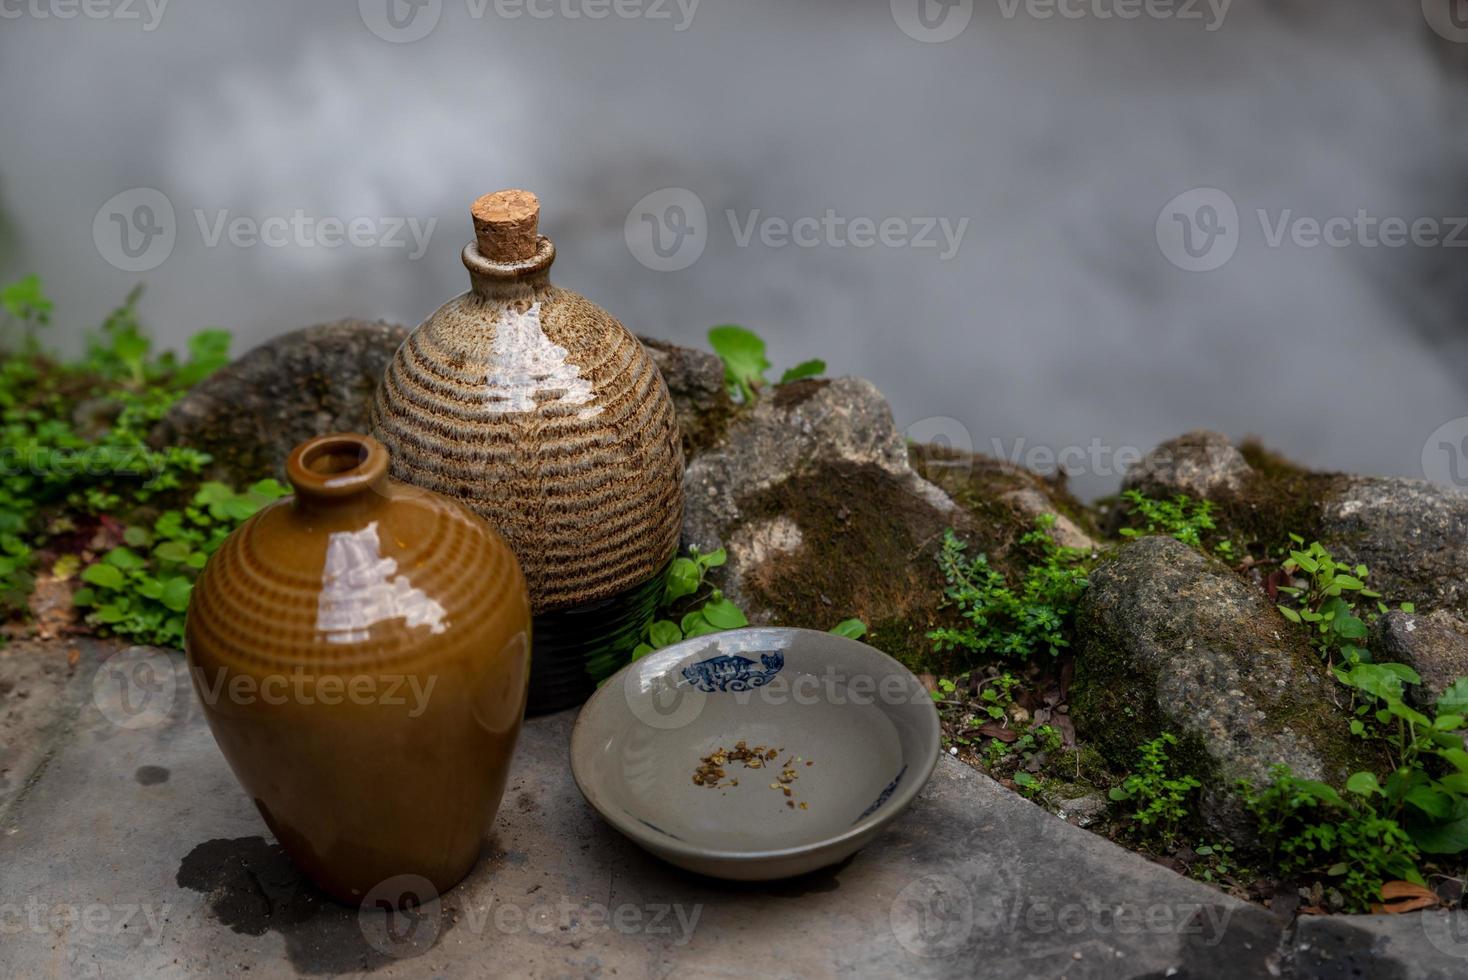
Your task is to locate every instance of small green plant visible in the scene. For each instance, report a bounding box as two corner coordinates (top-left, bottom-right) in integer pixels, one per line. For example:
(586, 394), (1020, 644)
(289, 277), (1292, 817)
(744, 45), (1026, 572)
(707, 324), (825, 403)
(1274, 536), (1393, 663)
(1241, 765), (1425, 912)
(1189, 842), (1238, 884)
(928, 516), (1090, 662)
(1118, 490), (1230, 552)
(631, 545), (866, 660)
(73, 480), (288, 647)
(1108, 733), (1201, 844)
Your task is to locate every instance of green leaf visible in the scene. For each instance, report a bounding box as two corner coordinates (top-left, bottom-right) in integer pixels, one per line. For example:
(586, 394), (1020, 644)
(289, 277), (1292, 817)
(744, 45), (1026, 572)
(681, 615), (722, 639)
(160, 576), (193, 613)
(80, 563), (125, 590)
(122, 526), (154, 548)
(1332, 614), (1367, 639)
(1277, 605), (1302, 623)
(1433, 714), (1465, 732)
(696, 547), (727, 571)
(707, 325), (769, 401)
(1346, 771), (1383, 797)
(778, 359), (826, 384)
(1406, 785), (1454, 819)
(153, 541), (192, 564)
(700, 597), (748, 630)
(1437, 678), (1468, 717)
(829, 618), (868, 640)
(663, 558), (700, 602)
(1410, 814), (1468, 855)
(648, 620), (683, 649)
(631, 643), (654, 661)
(103, 547), (146, 570)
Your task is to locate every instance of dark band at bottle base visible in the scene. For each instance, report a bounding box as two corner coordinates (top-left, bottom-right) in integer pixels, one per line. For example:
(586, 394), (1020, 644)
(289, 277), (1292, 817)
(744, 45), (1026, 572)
(525, 561), (670, 715)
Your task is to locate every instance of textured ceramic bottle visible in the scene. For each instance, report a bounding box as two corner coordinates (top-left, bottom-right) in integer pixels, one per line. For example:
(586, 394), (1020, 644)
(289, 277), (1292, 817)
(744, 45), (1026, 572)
(186, 433), (531, 904)
(370, 189), (684, 713)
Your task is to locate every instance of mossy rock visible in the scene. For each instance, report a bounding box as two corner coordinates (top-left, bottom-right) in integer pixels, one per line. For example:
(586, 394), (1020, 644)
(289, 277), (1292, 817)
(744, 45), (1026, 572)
(1071, 535), (1381, 847)
(681, 378), (1091, 673)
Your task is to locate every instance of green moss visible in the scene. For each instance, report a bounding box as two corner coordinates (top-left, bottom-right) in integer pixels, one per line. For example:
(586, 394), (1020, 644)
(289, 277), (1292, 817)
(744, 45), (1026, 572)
(733, 461), (966, 670)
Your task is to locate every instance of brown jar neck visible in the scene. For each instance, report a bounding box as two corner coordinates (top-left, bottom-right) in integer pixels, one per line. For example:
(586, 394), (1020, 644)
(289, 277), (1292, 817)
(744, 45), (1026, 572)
(463, 237), (555, 302)
(285, 433), (392, 518)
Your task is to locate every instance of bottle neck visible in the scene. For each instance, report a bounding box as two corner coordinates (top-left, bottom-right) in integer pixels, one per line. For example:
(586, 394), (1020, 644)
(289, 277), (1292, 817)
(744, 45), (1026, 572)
(285, 433), (392, 519)
(464, 237), (556, 301)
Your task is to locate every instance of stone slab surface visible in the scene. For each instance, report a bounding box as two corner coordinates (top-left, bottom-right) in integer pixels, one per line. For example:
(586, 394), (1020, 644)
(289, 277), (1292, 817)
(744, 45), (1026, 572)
(0, 641), (1464, 979)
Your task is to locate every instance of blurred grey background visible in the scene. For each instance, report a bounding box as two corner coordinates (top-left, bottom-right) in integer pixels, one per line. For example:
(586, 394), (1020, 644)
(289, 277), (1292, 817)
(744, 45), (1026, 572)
(1, 0), (1466, 498)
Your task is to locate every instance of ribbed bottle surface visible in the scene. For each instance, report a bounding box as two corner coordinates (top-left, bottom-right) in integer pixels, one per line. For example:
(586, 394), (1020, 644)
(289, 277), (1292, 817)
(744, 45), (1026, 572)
(370, 284), (684, 614)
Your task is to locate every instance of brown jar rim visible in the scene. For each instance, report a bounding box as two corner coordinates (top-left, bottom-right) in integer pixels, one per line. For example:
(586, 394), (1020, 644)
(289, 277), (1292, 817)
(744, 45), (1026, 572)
(286, 433), (390, 500)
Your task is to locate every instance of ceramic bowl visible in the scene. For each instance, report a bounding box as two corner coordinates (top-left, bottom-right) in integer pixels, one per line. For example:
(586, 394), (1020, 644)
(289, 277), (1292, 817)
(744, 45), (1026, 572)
(570, 627), (941, 880)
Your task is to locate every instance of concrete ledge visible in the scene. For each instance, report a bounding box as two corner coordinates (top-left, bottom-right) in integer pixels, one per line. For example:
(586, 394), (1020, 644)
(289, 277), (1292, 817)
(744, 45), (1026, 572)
(0, 641), (1462, 978)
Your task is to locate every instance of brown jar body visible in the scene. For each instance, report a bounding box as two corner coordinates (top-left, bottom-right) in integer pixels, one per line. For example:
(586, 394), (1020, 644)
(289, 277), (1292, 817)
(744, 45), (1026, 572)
(186, 434), (531, 904)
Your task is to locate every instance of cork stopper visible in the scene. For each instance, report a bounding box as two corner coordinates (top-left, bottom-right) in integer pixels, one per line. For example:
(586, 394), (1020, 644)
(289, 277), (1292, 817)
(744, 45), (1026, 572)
(472, 189), (540, 263)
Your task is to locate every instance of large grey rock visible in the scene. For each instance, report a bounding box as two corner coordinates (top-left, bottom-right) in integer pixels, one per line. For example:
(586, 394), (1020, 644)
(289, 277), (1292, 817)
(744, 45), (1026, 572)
(1122, 430), (1253, 500)
(681, 377), (969, 662)
(1126, 431), (1468, 621)
(1375, 609), (1468, 710)
(150, 319), (408, 484)
(637, 336), (735, 458)
(1072, 536), (1369, 846)
(1319, 477), (1468, 618)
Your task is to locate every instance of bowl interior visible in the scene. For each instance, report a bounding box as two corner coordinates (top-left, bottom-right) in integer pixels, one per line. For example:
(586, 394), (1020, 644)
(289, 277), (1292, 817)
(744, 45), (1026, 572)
(573, 628), (938, 856)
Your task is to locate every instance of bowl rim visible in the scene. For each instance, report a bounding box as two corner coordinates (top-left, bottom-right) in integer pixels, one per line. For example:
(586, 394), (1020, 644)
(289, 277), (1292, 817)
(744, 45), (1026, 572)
(569, 626), (942, 865)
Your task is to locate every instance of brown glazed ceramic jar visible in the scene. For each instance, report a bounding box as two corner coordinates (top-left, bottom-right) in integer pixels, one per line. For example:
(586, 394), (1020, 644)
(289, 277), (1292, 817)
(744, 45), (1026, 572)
(370, 189), (684, 713)
(185, 433), (530, 904)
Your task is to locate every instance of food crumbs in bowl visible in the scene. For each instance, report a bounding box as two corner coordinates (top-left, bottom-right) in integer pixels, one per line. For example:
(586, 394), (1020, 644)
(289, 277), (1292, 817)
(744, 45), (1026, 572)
(693, 739), (811, 810)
